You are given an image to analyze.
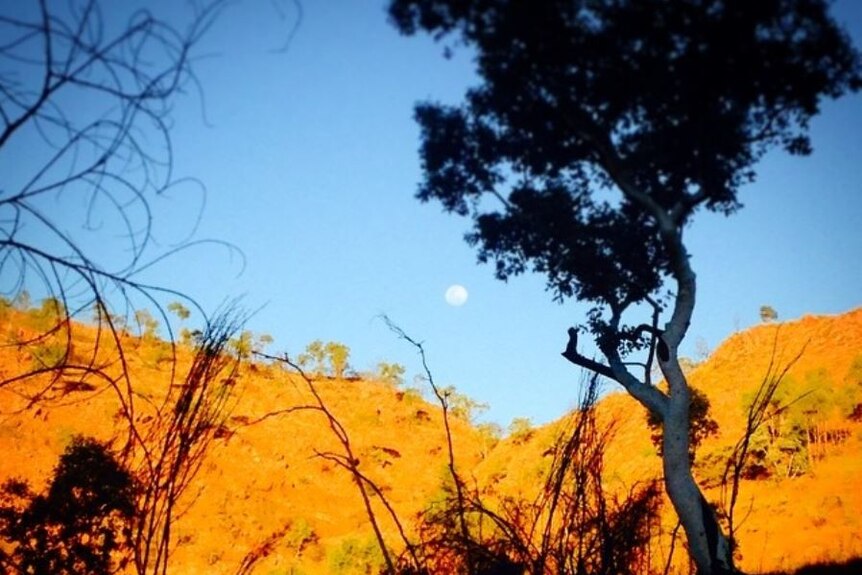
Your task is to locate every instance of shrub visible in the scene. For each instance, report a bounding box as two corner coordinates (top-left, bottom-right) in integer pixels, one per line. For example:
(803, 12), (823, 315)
(328, 536), (385, 575)
(29, 341), (67, 371)
(0, 436), (137, 575)
(507, 417), (534, 444)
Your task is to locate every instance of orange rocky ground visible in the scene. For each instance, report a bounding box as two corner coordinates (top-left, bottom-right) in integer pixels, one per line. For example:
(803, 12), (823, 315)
(1, 306), (861, 573)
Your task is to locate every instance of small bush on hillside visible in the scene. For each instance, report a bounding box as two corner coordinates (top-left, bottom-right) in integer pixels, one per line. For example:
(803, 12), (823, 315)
(737, 368), (857, 480)
(476, 422), (502, 457)
(298, 340), (352, 378)
(400, 387), (424, 404)
(287, 517), (318, 554)
(28, 340), (67, 371)
(440, 385), (488, 424)
(507, 417), (534, 444)
(376, 362), (406, 387)
(328, 536), (385, 575)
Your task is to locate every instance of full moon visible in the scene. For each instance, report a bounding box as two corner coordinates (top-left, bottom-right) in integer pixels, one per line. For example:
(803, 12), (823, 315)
(445, 284), (469, 306)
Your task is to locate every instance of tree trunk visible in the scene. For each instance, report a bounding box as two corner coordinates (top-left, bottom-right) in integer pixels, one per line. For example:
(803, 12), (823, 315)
(662, 364), (735, 574)
(659, 231), (737, 575)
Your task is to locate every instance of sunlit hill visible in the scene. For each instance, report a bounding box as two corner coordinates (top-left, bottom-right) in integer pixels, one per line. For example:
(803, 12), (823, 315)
(1, 301), (861, 574)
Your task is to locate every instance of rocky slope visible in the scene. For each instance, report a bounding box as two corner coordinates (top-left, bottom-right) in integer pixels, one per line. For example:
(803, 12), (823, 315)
(1, 306), (860, 573)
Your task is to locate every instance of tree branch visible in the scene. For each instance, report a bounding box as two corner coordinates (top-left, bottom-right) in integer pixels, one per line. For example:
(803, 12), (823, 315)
(561, 327), (668, 417)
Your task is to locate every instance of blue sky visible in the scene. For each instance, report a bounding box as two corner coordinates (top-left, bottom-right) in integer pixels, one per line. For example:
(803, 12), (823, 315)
(7, 1), (862, 427)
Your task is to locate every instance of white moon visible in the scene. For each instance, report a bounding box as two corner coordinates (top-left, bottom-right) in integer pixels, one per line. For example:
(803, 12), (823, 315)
(445, 284), (469, 306)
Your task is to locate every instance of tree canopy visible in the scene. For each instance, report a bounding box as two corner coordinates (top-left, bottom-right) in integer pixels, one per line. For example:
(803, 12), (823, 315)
(390, 0), (860, 337)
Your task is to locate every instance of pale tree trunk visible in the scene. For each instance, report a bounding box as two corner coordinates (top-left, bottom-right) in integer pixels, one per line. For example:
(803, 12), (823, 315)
(658, 233), (736, 575)
(661, 361), (734, 574)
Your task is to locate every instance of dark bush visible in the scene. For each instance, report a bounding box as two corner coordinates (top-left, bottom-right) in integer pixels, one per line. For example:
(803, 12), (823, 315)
(0, 436), (136, 575)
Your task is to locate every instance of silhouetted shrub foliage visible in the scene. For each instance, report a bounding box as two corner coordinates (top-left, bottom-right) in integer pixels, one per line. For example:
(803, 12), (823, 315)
(393, 377), (661, 575)
(0, 436), (136, 575)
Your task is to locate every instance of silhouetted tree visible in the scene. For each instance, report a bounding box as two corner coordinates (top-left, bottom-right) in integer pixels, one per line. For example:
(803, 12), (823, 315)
(0, 436), (137, 575)
(131, 309), (244, 575)
(388, 1), (860, 572)
(0, 7), (260, 569)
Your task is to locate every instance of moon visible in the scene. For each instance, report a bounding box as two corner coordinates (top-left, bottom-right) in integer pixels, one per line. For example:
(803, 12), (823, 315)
(445, 284), (469, 306)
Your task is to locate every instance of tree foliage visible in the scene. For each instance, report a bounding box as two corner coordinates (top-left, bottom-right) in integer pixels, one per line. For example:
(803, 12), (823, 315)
(442, 385), (489, 423)
(507, 417), (534, 444)
(376, 361), (407, 387)
(759, 306), (779, 323)
(167, 302), (191, 322)
(0, 4), (256, 574)
(732, 367), (855, 481)
(0, 436), (137, 575)
(228, 330), (274, 360)
(389, 0), (860, 333)
(845, 354), (862, 420)
(298, 340), (352, 379)
(134, 310), (160, 341)
(326, 341), (351, 379)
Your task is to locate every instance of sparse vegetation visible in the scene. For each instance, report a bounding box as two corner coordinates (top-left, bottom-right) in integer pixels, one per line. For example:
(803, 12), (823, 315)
(507, 417), (534, 444)
(297, 340), (353, 379)
(2, 302), (862, 574)
(130, 311), (245, 575)
(328, 536), (386, 575)
(2, 1), (859, 573)
(760, 306), (779, 324)
(646, 386), (719, 461)
(376, 362), (407, 387)
(441, 385), (489, 424)
(398, 375), (662, 575)
(0, 0), (232, 408)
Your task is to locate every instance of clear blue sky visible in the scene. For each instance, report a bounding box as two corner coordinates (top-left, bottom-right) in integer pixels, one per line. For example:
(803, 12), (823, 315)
(8, 1), (862, 427)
